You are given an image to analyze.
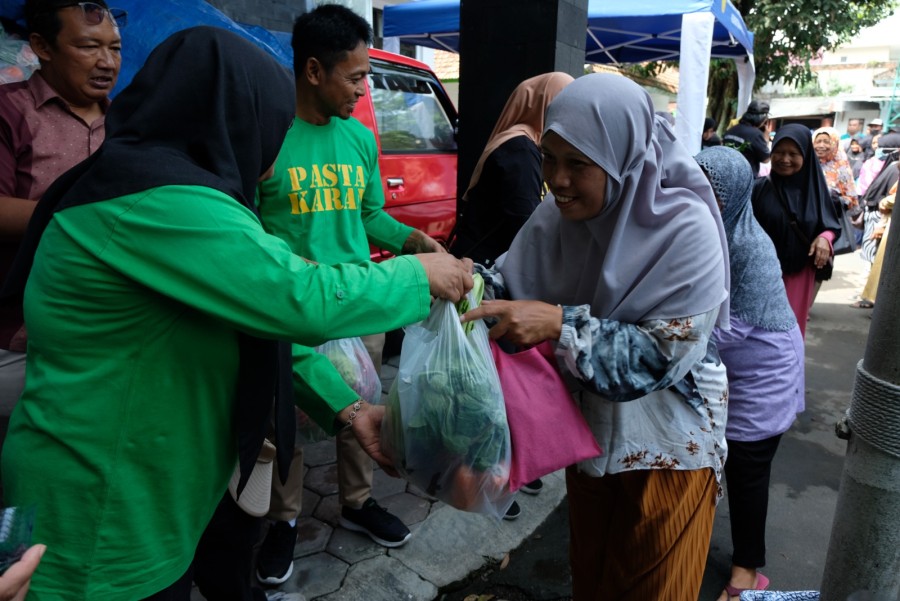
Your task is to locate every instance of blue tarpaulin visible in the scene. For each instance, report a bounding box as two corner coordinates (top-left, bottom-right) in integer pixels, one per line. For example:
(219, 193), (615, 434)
(383, 0), (756, 155)
(0, 0), (293, 96)
(383, 0), (754, 63)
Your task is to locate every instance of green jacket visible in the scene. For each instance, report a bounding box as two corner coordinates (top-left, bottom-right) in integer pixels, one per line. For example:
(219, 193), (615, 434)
(2, 185), (429, 599)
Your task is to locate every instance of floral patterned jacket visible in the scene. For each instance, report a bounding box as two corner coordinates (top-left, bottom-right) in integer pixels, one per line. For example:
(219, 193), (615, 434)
(479, 266), (728, 484)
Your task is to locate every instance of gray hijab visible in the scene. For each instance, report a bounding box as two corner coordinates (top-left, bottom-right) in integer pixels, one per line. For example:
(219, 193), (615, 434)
(497, 73), (729, 327)
(695, 147), (797, 331)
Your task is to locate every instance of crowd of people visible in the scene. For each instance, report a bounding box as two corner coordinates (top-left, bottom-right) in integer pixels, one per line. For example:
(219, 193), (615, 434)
(715, 103), (896, 316)
(0, 2), (472, 600)
(0, 1), (893, 600)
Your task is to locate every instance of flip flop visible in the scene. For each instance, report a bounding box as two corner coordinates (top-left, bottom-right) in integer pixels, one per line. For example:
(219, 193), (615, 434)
(724, 573), (770, 599)
(850, 299), (874, 309)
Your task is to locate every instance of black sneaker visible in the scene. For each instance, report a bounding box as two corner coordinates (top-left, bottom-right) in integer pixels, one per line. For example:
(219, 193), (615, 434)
(339, 498), (411, 548)
(503, 501), (521, 520)
(256, 521), (297, 585)
(520, 478), (544, 495)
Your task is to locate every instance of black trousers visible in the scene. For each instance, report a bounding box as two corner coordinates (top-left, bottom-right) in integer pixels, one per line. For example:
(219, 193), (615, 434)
(140, 568), (193, 601)
(724, 434), (783, 569)
(141, 494), (266, 601)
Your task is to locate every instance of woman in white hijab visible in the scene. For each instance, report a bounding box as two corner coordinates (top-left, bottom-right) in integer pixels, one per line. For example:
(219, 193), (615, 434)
(462, 73), (730, 600)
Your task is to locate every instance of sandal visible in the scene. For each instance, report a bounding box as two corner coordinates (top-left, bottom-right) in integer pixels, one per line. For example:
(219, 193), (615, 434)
(850, 299), (874, 309)
(724, 573), (770, 600)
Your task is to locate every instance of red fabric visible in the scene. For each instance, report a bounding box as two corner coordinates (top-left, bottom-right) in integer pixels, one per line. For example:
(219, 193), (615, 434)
(0, 74), (107, 350)
(782, 266), (815, 339)
(491, 340), (602, 491)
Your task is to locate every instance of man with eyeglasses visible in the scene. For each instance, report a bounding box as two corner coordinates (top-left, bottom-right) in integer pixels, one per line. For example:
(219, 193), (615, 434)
(0, 0), (123, 417)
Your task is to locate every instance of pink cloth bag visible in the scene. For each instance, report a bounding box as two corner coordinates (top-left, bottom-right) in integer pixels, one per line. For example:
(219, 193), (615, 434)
(490, 340), (603, 491)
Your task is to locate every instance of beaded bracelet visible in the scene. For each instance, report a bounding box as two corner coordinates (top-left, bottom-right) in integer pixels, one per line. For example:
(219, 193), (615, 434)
(339, 400), (365, 429)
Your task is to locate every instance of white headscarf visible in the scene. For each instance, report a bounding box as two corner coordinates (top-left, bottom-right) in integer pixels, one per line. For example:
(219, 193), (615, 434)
(497, 73), (730, 327)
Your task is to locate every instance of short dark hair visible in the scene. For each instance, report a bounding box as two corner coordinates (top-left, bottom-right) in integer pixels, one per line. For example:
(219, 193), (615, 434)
(25, 0), (110, 46)
(291, 4), (372, 75)
(740, 100), (769, 127)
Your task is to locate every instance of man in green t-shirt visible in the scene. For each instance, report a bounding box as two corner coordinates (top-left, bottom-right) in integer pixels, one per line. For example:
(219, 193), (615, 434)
(254, 4), (444, 585)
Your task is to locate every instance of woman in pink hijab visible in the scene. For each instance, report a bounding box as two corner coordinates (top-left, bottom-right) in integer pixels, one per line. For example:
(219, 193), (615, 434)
(449, 72), (573, 266)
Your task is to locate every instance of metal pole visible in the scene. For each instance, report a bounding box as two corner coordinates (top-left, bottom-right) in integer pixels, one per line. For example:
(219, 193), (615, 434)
(820, 207), (900, 600)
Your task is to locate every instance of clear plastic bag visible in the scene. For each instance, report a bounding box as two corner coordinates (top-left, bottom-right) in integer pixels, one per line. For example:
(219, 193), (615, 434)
(296, 337), (382, 443)
(382, 292), (514, 520)
(0, 30), (38, 85)
(317, 337), (382, 404)
(0, 505), (35, 575)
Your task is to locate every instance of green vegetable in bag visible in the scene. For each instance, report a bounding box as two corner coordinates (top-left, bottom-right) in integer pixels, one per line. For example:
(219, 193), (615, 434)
(382, 283), (514, 519)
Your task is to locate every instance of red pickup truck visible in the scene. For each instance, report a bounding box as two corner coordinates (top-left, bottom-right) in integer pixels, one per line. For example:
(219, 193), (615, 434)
(352, 49), (459, 259)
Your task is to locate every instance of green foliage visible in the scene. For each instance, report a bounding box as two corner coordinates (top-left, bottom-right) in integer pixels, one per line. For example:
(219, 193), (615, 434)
(624, 62), (664, 79)
(704, 1), (897, 132)
(791, 79), (825, 96)
(737, 0), (898, 88)
(821, 78), (854, 95)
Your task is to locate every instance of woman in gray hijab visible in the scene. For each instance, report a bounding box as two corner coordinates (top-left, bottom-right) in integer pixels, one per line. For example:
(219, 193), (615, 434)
(462, 73), (730, 600)
(696, 146), (805, 600)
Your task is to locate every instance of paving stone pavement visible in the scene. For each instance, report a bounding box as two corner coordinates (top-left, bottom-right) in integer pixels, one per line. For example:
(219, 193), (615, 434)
(192, 354), (567, 601)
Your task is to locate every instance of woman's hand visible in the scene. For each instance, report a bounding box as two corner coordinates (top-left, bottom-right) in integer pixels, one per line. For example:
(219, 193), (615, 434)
(339, 401), (399, 477)
(809, 236), (832, 269)
(0, 544), (44, 601)
(460, 299), (562, 346)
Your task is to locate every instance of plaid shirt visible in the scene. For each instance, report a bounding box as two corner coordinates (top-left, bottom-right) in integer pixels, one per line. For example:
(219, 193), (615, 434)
(0, 71), (108, 349)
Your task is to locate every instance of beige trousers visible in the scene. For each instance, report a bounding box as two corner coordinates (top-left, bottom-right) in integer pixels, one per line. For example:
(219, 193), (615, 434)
(267, 333), (384, 521)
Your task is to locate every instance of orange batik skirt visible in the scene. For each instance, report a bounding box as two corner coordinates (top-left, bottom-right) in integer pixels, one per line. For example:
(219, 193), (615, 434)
(566, 466), (717, 601)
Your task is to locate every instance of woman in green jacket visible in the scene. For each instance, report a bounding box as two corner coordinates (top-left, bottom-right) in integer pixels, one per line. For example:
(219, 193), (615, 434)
(0, 27), (471, 600)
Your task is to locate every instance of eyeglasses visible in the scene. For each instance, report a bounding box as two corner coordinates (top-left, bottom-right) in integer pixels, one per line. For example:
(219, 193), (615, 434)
(59, 2), (127, 28)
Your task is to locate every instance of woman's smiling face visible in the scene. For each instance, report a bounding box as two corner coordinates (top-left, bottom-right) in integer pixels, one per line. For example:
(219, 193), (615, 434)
(541, 130), (609, 221)
(814, 133), (834, 161)
(770, 138), (804, 177)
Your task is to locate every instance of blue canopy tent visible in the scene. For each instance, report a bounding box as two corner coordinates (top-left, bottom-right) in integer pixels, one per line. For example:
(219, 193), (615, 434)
(384, 0), (752, 62)
(384, 0), (756, 153)
(383, 0), (461, 54)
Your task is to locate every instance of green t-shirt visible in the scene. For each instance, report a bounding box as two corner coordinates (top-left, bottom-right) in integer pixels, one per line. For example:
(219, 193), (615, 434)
(257, 116), (413, 263)
(1, 185), (429, 600)
(257, 116), (416, 412)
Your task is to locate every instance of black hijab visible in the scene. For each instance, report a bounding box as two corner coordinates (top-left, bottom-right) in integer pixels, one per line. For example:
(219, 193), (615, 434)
(751, 123), (841, 275)
(2, 26), (298, 495)
(861, 133), (900, 210)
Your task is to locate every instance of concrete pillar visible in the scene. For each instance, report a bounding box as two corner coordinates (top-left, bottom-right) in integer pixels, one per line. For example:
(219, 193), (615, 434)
(327, 0), (374, 29)
(208, 0), (373, 33)
(820, 213), (900, 600)
(456, 0), (587, 206)
(205, 0), (301, 32)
